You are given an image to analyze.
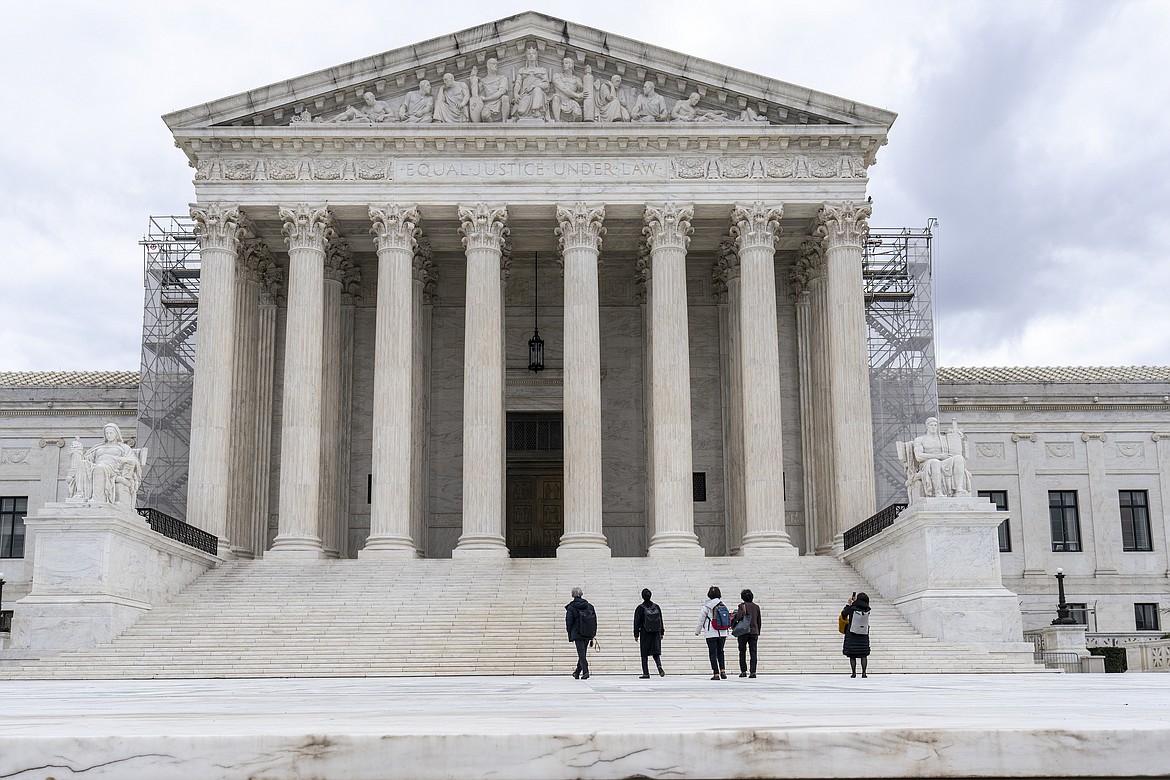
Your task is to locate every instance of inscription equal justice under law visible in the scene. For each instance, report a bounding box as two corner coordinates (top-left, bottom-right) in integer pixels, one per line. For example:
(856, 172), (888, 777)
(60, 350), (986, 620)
(402, 158), (666, 179)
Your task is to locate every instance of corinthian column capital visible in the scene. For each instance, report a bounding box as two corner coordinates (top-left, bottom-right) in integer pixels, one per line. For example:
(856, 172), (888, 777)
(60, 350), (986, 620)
(814, 201), (872, 249)
(643, 203), (694, 251)
(555, 203), (606, 254)
(279, 204), (335, 252)
(190, 203), (243, 253)
(788, 239), (825, 297)
(730, 203), (783, 251)
(368, 204), (421, 253)
(458, 203), (509, 252)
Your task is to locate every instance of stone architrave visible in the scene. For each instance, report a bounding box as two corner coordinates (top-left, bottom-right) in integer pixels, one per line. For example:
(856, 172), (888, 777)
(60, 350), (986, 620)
(555, 203), (611, 557)
(454, 204), (510, 558)
(815, 202), (878, 536)
(730, 203), (796, 555)
(187, 203), (242, 553)
(270, 204), (334, 558)
(363, 205), (422, 558)
(643, 204), (703, 556)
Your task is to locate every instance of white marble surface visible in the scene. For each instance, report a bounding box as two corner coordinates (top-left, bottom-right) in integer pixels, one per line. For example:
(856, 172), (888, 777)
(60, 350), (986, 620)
(0, 674), (1166, 779)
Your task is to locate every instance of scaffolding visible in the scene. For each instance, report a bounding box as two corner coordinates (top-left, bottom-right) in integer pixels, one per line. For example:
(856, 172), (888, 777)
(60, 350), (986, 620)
(864, 222), (939, 511)
(136, 216), (200, 521)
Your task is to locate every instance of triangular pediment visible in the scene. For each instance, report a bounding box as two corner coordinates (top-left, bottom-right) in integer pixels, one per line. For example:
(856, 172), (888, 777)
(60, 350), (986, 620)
(164, 12), (895, 132)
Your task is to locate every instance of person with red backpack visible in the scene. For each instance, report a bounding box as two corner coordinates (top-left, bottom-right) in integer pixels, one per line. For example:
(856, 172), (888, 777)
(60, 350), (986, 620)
(694, 585), (731, 680)
(633, 588), (666, 679)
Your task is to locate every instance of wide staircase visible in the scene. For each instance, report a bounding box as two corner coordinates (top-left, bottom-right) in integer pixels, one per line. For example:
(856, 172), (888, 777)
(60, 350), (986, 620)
(0, 556), (1041, 678)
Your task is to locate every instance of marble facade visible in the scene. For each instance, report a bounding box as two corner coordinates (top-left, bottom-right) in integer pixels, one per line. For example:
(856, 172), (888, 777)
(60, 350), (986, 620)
(165, 12), (893, 562)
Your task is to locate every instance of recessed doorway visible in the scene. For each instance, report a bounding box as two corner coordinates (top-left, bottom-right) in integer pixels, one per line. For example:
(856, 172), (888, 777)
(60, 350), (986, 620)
(506, 412), (563, 558)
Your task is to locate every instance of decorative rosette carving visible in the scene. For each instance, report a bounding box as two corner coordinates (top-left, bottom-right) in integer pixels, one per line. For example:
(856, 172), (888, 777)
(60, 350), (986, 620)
(458, 203), (509, 253)
(279, 204), (335, 252)
(643, 204), (694, 251)
(190, 203), (243, 253)
(729, 203), (783, 251)
(814, 202), (872, 249)
(555, 203), (606, 254)
(368, 204), (421, 253)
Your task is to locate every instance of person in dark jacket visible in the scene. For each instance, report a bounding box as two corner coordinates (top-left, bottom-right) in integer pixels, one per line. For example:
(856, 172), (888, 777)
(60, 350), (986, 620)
(565, 586), (595, 679)
(633, 588), (665, 678)
(733, 588), (762, 678)
(841, 592), (872, 678)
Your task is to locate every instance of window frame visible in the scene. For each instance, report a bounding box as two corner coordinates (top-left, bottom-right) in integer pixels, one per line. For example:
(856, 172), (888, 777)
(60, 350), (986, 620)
(1119, 490), (1153, 552)
(978, 490), (1011, 552)
(0, 496), (28, 559)
(1048, 490), (1082, 553)
(1134, 603), (1160, 632)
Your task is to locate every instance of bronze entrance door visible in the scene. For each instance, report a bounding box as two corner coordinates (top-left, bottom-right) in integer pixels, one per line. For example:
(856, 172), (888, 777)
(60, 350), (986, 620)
(506, 469), (563, 558)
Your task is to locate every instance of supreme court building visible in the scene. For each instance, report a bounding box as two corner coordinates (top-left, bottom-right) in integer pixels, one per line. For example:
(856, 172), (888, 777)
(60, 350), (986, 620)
(166, 12), (895, 561)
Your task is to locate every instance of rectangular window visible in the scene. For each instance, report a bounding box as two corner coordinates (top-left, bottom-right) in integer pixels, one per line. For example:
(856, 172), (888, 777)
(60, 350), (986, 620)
(1135, 603), (1160, 632)
(1049, 491), (1081, 552)
(1067, 603), (1089, 626)
(0, 496), (27, 559)
(1120, 490), (1153, 552)
(979, 490), (1011, 552)
(692, 472), (707, 502)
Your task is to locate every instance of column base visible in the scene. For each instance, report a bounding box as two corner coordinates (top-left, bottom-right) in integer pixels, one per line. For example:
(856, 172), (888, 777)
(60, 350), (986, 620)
(738, 532), (799, 557)
(647, 531), (705, 557)
(557, 533), (612, 558)
(268, 534), (326, 559)
(359, 535), (420, 559)
(452, 533), (510, 559)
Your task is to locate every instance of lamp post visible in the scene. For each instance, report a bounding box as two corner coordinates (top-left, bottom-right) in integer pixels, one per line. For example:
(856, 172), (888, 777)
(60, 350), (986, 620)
(1051, 567), (1076, 625)
(0, 571), (6, 633)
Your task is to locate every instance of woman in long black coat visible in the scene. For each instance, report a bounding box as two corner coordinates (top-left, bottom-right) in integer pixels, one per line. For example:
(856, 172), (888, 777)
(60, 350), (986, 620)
(633, 588), (665, 678)
(841, 592), (871, 678)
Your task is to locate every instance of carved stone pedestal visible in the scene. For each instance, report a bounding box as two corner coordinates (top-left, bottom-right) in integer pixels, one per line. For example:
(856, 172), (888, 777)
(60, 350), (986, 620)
(9, 503), (218, 654)
(1036, 624), (1090, 658)
(843, 497), (1029, 649)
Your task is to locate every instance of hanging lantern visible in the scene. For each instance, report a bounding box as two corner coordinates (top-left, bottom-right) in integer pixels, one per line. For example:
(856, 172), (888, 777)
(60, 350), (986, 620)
(528, 252), (545, 372)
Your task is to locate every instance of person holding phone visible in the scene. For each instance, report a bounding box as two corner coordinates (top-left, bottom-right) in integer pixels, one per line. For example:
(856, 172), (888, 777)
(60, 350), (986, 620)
(841, 592), (872, 678)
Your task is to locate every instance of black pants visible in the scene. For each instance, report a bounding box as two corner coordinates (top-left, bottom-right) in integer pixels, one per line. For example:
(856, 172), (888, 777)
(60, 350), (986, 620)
(641, 652), (662, 676)
(738, 634), (758, 675)
(574, 638), (590, 676)
(706, 636), (726, 675)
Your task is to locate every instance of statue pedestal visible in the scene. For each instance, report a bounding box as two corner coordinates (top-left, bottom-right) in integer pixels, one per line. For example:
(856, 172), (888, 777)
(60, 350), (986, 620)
(9, 503), (219, 654)
(843, 497), (1029, 649)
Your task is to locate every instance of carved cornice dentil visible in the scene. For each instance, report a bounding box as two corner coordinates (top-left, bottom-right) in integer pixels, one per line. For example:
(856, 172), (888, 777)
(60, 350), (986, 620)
(555, 203), (606, 255)
(279, 204), (335, 252)
(190, 203), (243, 253)
(643, 204), (694, 251)
(458, 203), (509, 253)
(368, 204), (421, 253)
(814, 201), (872, 249)
(788, 239), (825, 298)
(711, 238), (739, 302)
(729, 203), (783, 252)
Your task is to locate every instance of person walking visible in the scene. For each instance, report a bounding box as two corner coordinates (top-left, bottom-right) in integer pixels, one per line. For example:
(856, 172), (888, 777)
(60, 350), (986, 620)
(633, 588), (666, 678)
(841, 592), (872, 678)
(565, 586), (597, 680)
(733, 589), (762, 678)
(695, 585), (730, 680)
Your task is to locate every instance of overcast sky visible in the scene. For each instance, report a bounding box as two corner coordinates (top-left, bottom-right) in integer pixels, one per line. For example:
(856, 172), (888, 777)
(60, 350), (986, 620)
(1, 0), (1167, 371)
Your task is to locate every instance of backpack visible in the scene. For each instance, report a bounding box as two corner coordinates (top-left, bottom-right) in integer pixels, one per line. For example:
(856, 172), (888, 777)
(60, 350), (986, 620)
(642, 603), (663, 633)
(577, 603), (597, 639)
(711, 601), (732, 632)
(848, 610), (870, 635)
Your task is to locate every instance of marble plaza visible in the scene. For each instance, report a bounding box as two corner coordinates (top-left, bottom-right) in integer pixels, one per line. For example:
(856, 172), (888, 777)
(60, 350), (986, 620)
(1, 673), (1167, 779)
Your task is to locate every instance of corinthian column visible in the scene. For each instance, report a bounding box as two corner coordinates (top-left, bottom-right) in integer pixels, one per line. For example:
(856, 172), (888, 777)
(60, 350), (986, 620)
(454, 204), (510, 558)
(643, 204), (703, 556)
(555, 203), (611, 557)
(730, 204), (795, 555)
(227, 228), (265, 558)
(188, 203), (241, 554)
(271, 204), (333, 557)
(362, 204), (421, 558)
(318, 235), (349, 559)
(815, 202), (877, 536)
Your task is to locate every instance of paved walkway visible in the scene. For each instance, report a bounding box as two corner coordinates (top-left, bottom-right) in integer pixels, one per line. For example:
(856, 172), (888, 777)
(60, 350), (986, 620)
(1, 673), (1167, 778)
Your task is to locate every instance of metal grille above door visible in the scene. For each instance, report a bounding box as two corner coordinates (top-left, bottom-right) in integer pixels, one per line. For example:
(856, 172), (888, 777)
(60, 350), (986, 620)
(507, 416), (563, 452)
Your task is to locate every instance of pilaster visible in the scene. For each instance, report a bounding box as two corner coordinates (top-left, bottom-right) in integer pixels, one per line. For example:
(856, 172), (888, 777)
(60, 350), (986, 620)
(1083, 433), (1119, 575)
(1013, 433), (1047, 577)
(1155, 433), (1170, 577)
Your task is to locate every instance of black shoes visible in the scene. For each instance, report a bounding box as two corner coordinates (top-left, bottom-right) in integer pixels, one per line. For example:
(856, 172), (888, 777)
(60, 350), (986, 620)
(749, 674), (756, 678)
(658, 668), (665, 677)
(582, 672), (590, 679)
(573, 671), (580, 679)
(639, 674), (651, 679)
(739, 672), (747, 678)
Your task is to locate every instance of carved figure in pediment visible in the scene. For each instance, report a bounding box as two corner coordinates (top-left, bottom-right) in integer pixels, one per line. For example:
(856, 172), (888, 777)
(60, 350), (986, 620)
(433, 72), (470, 123)
(400, 80), (434, 123)
(739, 106), (768, 123)
(331, 91), (393, 123)
(67, 423), (148, 510)
(470, 58), (511, 123)
(290, 109), (315, 124)
(671, 93), (728, 122)
(632, 81), (668, 122)
(897, 417), (972, 503)
(595, 75), (630, 122)
(512, 45), (550, 121)
(551, 57), (585, 121)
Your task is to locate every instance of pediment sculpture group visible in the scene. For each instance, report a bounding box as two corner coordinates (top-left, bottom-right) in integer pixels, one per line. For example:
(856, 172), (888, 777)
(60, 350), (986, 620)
(66, 422), (148, 511)
(293, 46), (767, 126)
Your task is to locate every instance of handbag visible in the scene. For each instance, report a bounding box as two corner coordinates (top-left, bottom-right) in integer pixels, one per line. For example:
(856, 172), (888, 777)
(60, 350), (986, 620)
(837, 614), (848, 634)
(731, 609), (752, 637)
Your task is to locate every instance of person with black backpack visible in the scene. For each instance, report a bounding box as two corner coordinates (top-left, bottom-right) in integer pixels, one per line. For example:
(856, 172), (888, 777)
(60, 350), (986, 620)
(565, 586), (597, 679)
(694, 585), (731, 680)
(632, 588), (666, 679)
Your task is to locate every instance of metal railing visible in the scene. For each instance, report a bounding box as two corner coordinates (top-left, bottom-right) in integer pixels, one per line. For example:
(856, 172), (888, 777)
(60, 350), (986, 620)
(1034, 651), (1082, 673)
(843, 503), (908, 550)
(136, 507), (218, 556)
